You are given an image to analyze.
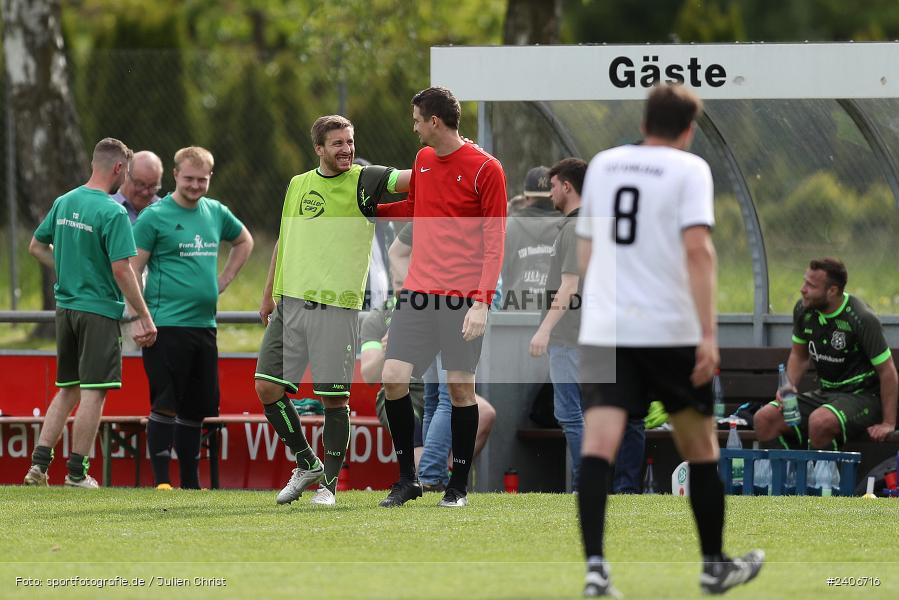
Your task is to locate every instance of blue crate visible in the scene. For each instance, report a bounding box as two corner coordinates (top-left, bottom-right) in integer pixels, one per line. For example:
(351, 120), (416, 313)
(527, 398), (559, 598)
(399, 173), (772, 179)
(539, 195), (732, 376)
(767, 449), (861, 497)
(719, 448), (861, 496)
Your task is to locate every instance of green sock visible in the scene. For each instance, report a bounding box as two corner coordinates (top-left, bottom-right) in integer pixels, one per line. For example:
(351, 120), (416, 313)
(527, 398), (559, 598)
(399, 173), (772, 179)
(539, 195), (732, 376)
(322, 406), (350, 493)
(263, 397), (318, 469)
(32, 445), (53, 473)
(67, 453), (89, 481)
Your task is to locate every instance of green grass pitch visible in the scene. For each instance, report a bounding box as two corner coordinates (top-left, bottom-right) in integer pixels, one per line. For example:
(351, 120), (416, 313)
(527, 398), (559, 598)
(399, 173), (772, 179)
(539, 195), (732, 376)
(1, 487), (896, 599)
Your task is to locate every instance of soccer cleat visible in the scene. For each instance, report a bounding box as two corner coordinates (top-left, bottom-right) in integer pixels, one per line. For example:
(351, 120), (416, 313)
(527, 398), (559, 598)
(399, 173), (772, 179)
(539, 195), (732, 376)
(379, 479), (423, 507)
(156, 483), (173, 491)
(700, 550), (765, 595)
(276, 459), (324, 505)
(437, 487), (468, 508)
(583, 562), (622, 598)
(310, 486), (336, 506)
(64, 474), (99, 489)
(24, 465), (49, 486)
(421, 481), (446, 493)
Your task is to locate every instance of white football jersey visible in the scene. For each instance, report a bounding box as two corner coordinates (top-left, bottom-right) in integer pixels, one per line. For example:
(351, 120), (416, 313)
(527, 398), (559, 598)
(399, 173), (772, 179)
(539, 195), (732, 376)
(576, 144), (714, 347)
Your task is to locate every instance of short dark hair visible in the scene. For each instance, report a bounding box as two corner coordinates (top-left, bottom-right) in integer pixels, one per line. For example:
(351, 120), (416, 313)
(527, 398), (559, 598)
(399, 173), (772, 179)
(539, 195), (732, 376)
(643, 84), (703, 140)
(548, 158), (588, 196)
(411, 87), (460, 130)
(92, 137), (132, 169)
(809, 257), (848, 292)
(311, 115), (353, 147)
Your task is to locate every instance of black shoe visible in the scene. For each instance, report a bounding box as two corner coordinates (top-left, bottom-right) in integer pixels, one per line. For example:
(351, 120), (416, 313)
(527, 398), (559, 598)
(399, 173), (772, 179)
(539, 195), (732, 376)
(583, 561), (622, 598)
(379, 479), (422, 507)
(700, 550), (765, 595)
(421, 481), (446, 493)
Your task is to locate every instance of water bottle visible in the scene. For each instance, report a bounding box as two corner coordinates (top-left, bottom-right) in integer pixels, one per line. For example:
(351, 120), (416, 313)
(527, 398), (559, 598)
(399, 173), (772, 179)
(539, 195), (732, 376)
(809, 460), (830, 496)
(829, 461), (840, 495)
(713, 371), (725, 421)
(726, 423), (743, 489)
(778, 363), (801, 427)
(754, 459), (771, 495)
(642, 457), (658, 494)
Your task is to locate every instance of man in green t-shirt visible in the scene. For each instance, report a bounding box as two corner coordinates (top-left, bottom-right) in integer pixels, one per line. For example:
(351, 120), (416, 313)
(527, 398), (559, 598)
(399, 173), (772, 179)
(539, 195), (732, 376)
(131, 146), (252, 490)
(254, 115), (410, 507)
(754, 258), (898, 450)
(24, 138), (157, 489)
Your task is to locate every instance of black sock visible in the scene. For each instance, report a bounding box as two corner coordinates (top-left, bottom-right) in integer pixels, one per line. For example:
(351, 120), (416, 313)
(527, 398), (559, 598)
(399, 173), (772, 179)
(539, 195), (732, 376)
(385, 393), (417, 480)
(689, 461), (725, 559)
(31, 445), (53, 473)
(174, 418), (202, 489)
(447, 404), (479, 493)
(578, 456), (611, 559)
(322, 406), (351, 493)
(263, 396), (318, 468)
(147, 412), (175, 485)
(67, 452), (89, 481)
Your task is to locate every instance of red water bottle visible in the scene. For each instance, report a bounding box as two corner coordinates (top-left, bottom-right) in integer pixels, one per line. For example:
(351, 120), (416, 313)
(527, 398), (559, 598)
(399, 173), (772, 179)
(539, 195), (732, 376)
(337, 463), (350, 491)
(504, 468), (519, 493)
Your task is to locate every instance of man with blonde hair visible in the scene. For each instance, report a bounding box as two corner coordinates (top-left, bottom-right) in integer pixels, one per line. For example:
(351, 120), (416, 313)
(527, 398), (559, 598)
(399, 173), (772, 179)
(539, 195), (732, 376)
(132, 146), (253, 489)
(24, 137), (157, 488)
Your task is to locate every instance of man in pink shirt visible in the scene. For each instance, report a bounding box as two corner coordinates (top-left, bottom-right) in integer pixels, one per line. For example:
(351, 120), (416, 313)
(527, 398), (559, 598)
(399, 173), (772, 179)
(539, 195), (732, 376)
(377, 87), (507, 508)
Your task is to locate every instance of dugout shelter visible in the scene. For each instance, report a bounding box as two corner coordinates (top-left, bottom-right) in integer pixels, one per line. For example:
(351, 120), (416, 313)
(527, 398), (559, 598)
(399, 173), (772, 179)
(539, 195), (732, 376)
(431, 42), (899, 491)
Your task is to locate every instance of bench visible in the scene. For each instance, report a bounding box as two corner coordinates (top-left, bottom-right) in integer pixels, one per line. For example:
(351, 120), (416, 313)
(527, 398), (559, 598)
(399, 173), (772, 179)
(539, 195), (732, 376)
(517, 347), (899, 493)
(0, 413), (381, 488)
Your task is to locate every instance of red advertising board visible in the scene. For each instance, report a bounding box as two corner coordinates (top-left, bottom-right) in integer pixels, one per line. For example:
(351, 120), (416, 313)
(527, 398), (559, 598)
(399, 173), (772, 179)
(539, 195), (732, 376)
(0, 354), (398, 490)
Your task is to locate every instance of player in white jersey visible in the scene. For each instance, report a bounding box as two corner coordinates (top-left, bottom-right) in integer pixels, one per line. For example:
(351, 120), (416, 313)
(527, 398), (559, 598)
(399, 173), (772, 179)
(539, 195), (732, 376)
(575, 84), (764, 598)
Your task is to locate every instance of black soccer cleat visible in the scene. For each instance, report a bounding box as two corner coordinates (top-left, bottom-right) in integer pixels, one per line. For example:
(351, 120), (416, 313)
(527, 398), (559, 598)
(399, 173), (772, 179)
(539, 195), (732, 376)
(700, 550), (765, 595)
(583, 561), (622, 598)
(379, 479), (423, 507)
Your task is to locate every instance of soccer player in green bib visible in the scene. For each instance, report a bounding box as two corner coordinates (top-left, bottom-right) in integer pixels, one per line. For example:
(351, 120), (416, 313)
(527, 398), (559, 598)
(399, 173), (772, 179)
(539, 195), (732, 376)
(23, 138), (157, 488)
(132, 146), (253, 490)
(255, 115), (410, 506)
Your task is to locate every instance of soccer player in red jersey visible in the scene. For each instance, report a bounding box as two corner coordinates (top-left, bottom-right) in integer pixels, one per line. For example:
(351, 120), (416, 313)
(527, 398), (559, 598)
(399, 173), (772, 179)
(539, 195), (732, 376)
(377, 87), (507, 507)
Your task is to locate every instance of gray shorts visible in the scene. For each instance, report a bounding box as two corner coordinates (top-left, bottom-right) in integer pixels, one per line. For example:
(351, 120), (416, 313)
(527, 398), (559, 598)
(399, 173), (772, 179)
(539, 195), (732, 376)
(254, 297), (357, 397)
(56, 308), (122, 389)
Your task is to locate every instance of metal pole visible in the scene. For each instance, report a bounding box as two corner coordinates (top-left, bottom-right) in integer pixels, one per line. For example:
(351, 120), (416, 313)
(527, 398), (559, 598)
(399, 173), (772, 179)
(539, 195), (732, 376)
(477, 101), (493, 154)
(697, 111), (769, 346)
(6, 78), (18, 311)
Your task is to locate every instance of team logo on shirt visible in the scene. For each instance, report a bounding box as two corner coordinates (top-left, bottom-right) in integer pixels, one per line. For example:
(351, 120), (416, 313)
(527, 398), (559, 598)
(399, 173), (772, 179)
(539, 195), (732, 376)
(301, 190), (326, 219)
(831, 331), (847, 351)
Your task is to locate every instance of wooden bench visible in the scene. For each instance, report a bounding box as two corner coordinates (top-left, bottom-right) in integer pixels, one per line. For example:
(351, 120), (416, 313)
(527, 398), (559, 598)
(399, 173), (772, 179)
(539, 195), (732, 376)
(517, 347), (899, 492)
(0, 413), (380, 488)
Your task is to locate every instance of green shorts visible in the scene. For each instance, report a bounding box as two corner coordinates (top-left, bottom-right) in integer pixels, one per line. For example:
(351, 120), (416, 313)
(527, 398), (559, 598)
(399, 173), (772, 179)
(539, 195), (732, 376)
(770, 389), (882, 449)
(255, 297), (357, 397)
(55, 308), (122, 389)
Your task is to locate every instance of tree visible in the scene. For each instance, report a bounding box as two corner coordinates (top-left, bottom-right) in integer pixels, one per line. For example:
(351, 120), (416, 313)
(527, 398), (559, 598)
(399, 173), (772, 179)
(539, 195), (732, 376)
(504, 0), (561, 44)
(2, 0), (87, 326)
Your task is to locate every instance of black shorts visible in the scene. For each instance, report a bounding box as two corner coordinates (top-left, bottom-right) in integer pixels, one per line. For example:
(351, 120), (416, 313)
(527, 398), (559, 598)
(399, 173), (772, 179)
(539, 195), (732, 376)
(142, 327), (220, 421)
(385, 292), (483, 378)
(580, 345), (712, 418)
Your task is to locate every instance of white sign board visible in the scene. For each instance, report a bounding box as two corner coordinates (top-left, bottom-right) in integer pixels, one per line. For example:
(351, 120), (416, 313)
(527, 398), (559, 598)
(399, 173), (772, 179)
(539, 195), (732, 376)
(431, 43), (899, 101)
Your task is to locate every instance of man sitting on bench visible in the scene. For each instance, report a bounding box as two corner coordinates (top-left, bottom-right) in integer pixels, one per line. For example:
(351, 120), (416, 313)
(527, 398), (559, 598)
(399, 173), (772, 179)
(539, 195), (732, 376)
(754, 258), (897, 450)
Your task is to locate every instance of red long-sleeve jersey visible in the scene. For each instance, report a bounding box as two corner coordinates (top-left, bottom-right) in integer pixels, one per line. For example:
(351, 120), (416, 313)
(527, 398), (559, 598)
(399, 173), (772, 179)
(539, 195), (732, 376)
(377, 142), (507, 304)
